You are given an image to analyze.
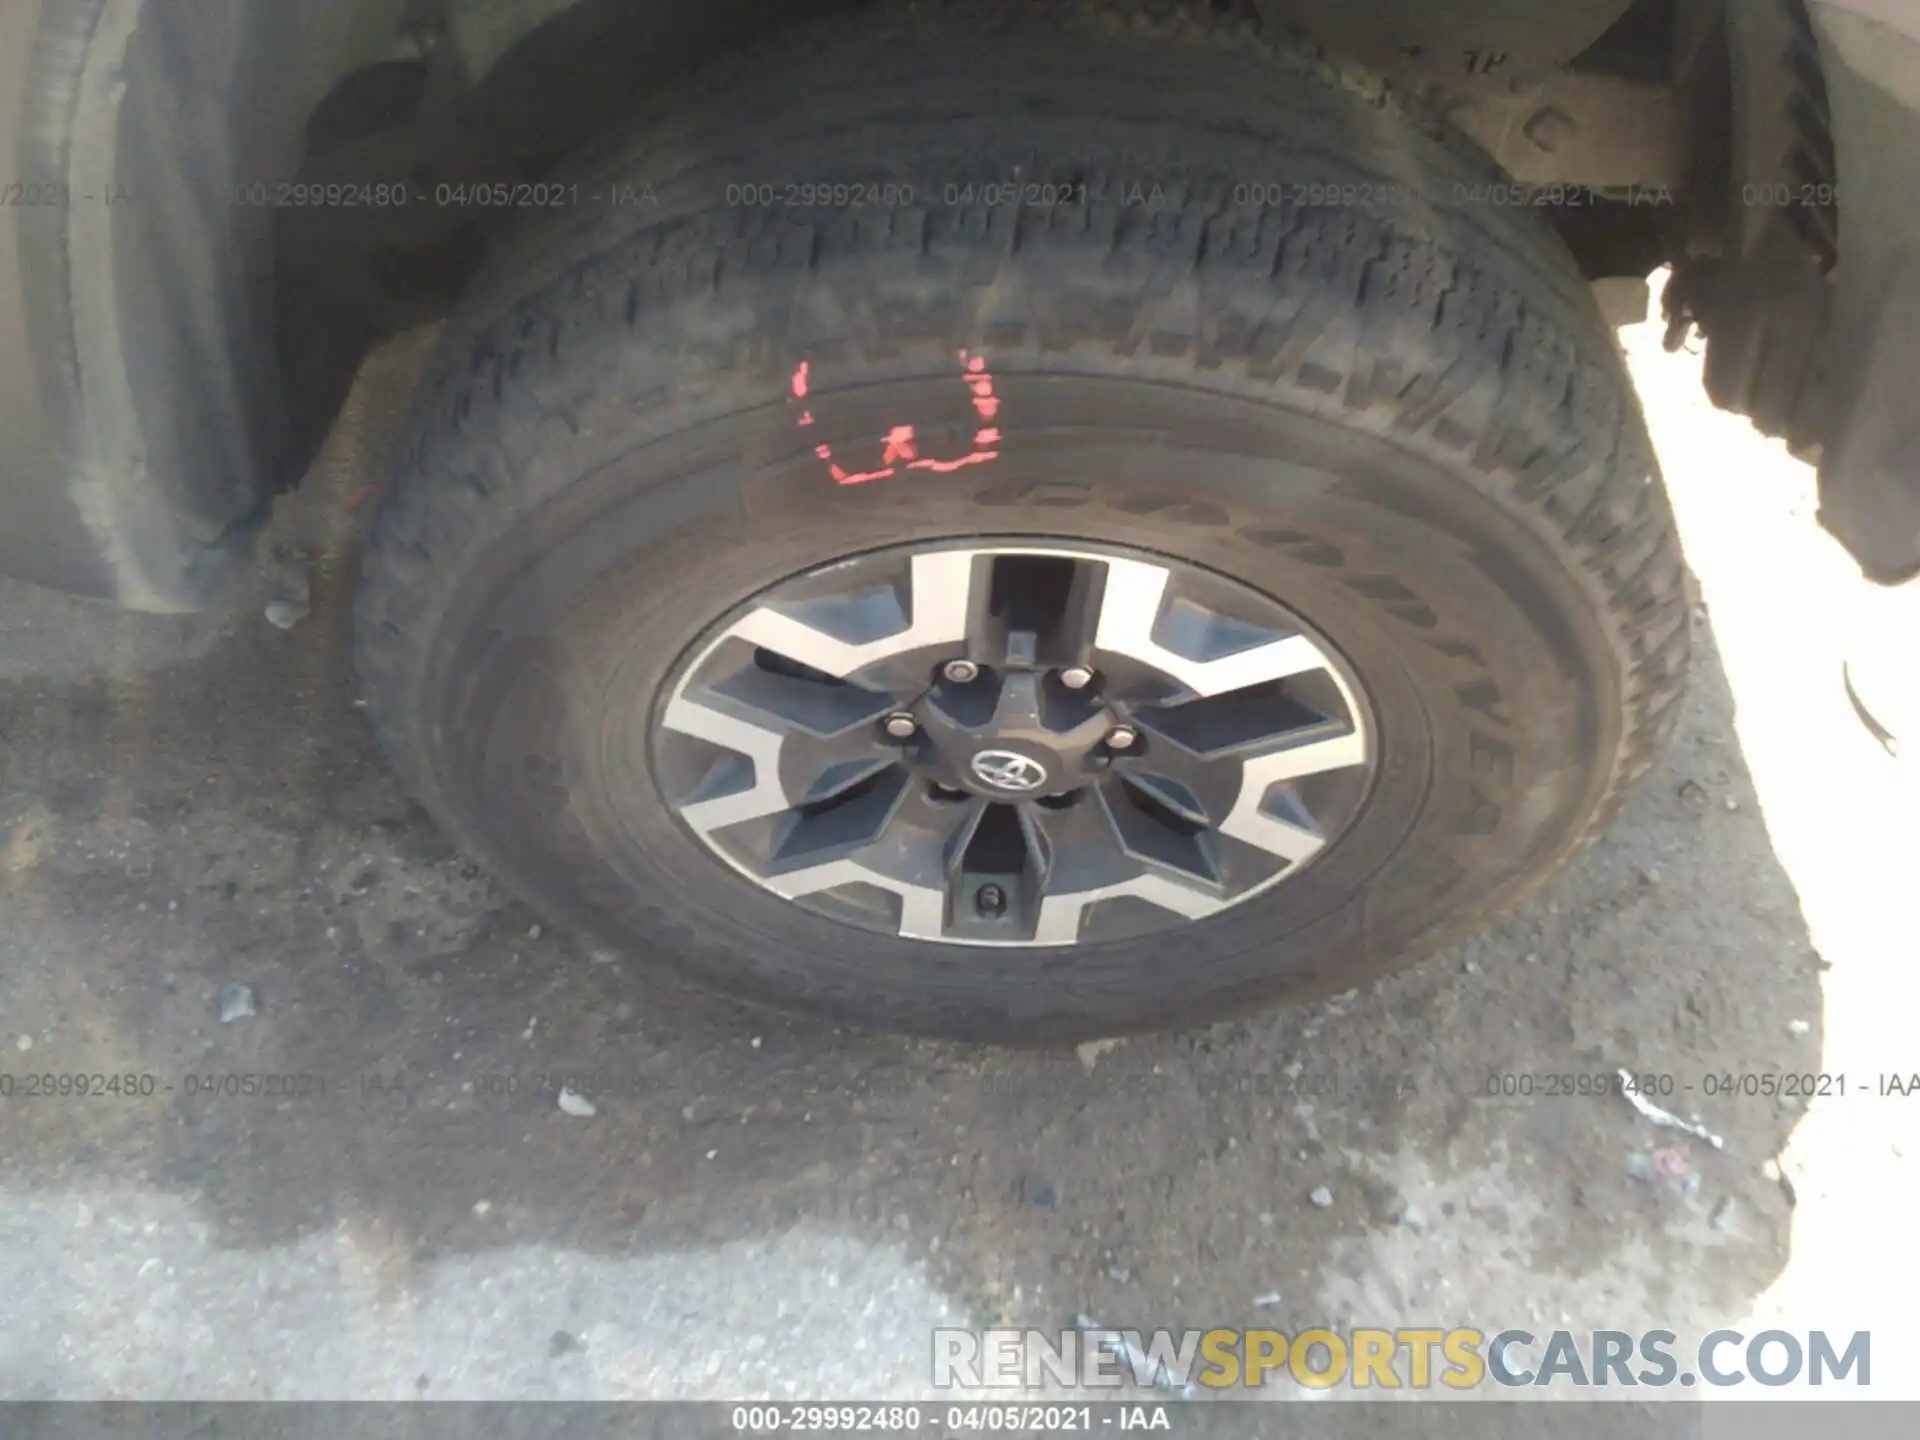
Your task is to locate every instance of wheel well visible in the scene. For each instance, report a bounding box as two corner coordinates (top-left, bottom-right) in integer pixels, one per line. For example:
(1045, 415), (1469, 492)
(269, 0), (1809, 497)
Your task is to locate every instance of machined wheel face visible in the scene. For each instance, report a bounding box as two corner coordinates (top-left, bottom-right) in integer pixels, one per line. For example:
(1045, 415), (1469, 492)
(652, 542), (1377, 947)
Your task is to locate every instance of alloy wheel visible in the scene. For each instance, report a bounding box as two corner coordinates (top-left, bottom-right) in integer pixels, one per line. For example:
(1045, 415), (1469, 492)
(653, 542), (1376, 946)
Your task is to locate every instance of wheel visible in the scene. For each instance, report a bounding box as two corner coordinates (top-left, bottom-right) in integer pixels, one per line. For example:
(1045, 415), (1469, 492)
(356, 0), (1690, 1042)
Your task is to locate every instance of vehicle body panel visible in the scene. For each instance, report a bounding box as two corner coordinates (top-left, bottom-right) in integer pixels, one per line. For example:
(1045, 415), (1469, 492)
(0, 0), (415, 609)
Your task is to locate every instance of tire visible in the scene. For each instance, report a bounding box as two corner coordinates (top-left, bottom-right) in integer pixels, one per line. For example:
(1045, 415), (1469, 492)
(355, 0), (1690, 1043)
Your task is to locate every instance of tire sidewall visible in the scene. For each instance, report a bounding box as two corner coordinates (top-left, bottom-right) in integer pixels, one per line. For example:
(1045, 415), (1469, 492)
(416, 371), (1615, 1039)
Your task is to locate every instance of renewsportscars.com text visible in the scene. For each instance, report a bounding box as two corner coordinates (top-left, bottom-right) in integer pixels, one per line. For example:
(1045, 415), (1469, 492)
(932, 1326), (1871, 1391)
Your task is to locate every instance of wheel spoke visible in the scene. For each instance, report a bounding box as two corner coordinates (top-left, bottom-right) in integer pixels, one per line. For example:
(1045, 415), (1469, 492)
(969, 554), (1108, 675)
(940, 800), (1052, 942)
(766, 782), (976, 941)
(766, 764), (913, 872)
(1034, 873), (1231, 944)
(776, 703), (918, 809)
(991, 665), (1044, 727)
(1117, 770), (1212, 830)
(1111, 733), (1241, 827)
(1219, 729), (1370, 861)
(658, 696), (791, 833)
(770, 857), (950, 940)
(724, 549), (980, 679)
(1028, 788), (1227, 943)
(1095, 557), (1341, 697)
(708, 652), (898, 735)
(1104, 777), (1223, 888)
(1023, 787), (1127, 888)
(1131, 686), (1347, 760)
(796, 754), (897, 805)
(662, 652), (901, 834)
(1125, 664), (1368, 867)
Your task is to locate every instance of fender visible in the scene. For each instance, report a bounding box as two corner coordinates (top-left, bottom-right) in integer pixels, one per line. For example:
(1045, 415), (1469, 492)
(0, 0), (419, 610)
(0, 0), (799, 611)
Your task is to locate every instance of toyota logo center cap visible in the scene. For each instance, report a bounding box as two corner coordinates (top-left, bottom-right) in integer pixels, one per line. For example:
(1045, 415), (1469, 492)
(969, 749), (1049, 793)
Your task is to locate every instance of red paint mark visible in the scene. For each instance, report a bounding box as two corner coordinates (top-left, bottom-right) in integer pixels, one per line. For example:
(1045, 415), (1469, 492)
(905, 450), (999, 473)
(880, 425), (918, 464)
(812, 436), (897, 487)
(820, 460), (901, 486)
(788, 350), (1003, 486)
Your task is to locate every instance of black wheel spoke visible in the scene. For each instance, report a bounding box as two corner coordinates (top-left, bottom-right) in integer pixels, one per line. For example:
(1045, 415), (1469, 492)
(1132, 684), (1347, 759)
(707, 649), (898, 734)
(1024, 787), (1131, 896)
(1117, 770), (1211, 828)
(969, 555), (1106, 676)
(766, 764), (913, 874)
(796, 753), (898, 806)
(942, 800), (1052, 942)
(769, 778), (984, 940)
(1101, 772), (1224, 890)
(656, 542), (1374, 945)
(1112, 728), (1239, 824)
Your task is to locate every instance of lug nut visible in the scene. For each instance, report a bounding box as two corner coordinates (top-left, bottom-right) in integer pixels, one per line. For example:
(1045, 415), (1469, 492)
(883, 712), (918, 739)
(943, 659), (980, 683)
(976, 883), (1008, 917)
(1059, 665), (1095, 690)
(1106, 725), (1139, 751)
